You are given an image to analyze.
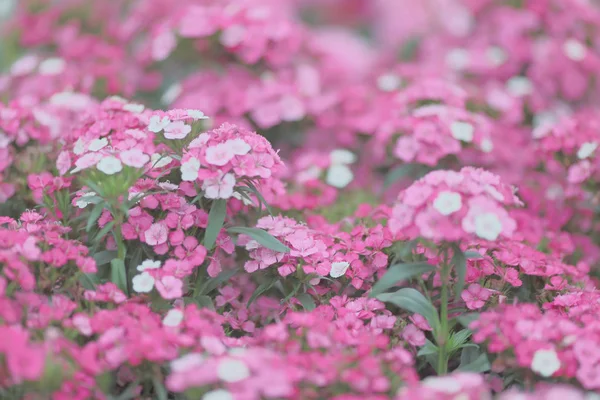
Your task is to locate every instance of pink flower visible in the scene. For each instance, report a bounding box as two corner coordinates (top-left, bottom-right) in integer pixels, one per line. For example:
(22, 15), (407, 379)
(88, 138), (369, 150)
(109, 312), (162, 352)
(120, 149), (150, 168)
(462, 284), (493, 310)
(164, 121), (192, 140)
(203, 173), (236, 199)
(145, 223), (169, 246)
(402, 324), (426, 346)
(205, 143), (235, 166)
(155, 276), (183, 299)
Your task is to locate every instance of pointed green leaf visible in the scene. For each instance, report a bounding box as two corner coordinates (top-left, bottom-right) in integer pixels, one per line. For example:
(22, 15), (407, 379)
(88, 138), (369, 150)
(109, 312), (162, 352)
(384, 164), (417, 189)
(464, 250), (484, 259)
(93, 221), (115, 244)
(152, 377), (168, 400)
(204, 199), (227, 250)
(296, 293), (316, 311)
(86, 203), (105, 232)
(247, 277), (278, 307)
(452, 245), (467, 298)
(416, 340), (439, 357)
(458, 351), (490, 373)
(376, 288), (440, 331)
(79, 273), (99, 290)
(457, 313), (480, 329)
(92, 250), (117, 266)
(370, 262), (435, 297)
(199, 268), (238, 295)
(227, 226), (290, 253)
(110, 259), (128, 294)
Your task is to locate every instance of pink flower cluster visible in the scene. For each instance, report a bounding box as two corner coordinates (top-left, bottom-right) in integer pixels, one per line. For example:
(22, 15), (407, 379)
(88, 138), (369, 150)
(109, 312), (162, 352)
(389, 167), (522, 242)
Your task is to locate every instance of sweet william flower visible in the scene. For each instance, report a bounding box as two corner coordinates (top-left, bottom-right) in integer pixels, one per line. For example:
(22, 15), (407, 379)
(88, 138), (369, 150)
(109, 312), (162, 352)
(148, 115), (171, 132)
(120, 149), (150, 168)
(330, 261), (350, 278)
(203, 389), (234, 400)
(326, 164), (353, 188)
(155, 276), (183, 299)
(205, 143), (235, 166)
(181, 157), (201, 181)
(164, 121), (192, 140)
(145, 223), (169, 246)
(163, 309), (184, 327)
(203, 173), (236, 199)
(531, 348), (561, 377)
(217, 358), (250, 383)
(96, 156), (123, 175)
(132, 272), (155, 293)
(137, 259), (161, 271)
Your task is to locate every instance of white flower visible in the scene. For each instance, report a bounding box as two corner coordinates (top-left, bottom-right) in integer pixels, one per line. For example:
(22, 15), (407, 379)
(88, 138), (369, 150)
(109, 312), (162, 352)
(137, 259), (161, 272)
(88, 138), (109, 152)
(474, 213), (503, 241)
(563, 39), (587, 61)
(226, 138), (251, 156)
(422, 376), (462, 393)
(171, 353), (204, 373)
(75, 192), (97, 209)
(217, 359), (250, 382)
(377, 73), (401, 92)
(232, 191), (254, 206)
(38, 58), (66, 75)
(506, 76), (533, 97)
(148, 115), (171, 133)
(73, 138), (86, 155)
(151, 153), (173, 169)
(97, 156), (123, 175)
(123, 103), (145, 113)
(486, 46), (507, 66)
(203, 390), (234, 400)
(531, 348), (561, 377)
(132, 272), (155, 293)
(161, 83), (182, 105)
(577, 142), (598, 159)
(181, 157), (201, 181)
(163, 309), (184, 327)
(450, 121), (474, 142)
(330, 149), (356, 165)
(445, 48), (470, 70)
(187, 109), (209, 120)
(330, 261), (350, 278)
(480, 139), (494, 153)
(326, 164), (353, 188)
(433, 191), (462, 216)
(158, 181), (179, 191)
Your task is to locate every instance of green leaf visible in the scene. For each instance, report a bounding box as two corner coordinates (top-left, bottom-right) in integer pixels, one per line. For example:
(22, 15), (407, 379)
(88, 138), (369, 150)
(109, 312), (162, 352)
(452, 245), (467, 298)
(152, 377), (168, 400)
(457, 313), (480, 329)
(448, 329), (472, 353)
(296, 293), (316, 311)
(79, 273), (99, 290)
(464, 250), (484, 259)
(384, 164), (417, 189)
(204, 199), (227, 250)
(370, 262), (435, 297)
(241, 180), (272, 215)
(86, 203), (105, 232)
(458, 350), (490, 373)
(376, 288), (440, 331)
(93, 221), (115, 244)
(416, 340), (439, 357)
(247, 277), (278, 307)
(227, 226), (290, 253)
(110, 259), (128, 294)
(199, 268), (238, 295)
(92, 250), (117, 266)
(192, 295), (215, 310)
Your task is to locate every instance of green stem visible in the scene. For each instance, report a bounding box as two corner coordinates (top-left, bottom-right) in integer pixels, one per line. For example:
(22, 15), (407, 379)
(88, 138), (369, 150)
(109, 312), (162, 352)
(113, 220), (129, 295)
(437, 252), (450, 375)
